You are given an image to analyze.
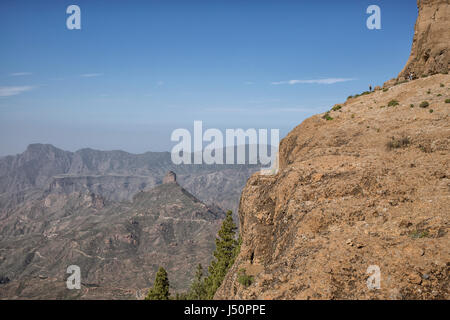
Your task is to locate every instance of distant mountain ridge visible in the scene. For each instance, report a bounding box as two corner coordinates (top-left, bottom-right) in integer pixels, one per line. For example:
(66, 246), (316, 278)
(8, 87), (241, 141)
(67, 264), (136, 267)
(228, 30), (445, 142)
(0, 143), (262, 215)
(0, 143), (263, 298)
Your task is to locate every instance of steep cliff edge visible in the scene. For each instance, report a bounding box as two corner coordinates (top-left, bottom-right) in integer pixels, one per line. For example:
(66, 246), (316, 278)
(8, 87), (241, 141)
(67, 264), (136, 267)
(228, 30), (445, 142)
(398, 0), (449, 79)
(216, 0), (449, 300)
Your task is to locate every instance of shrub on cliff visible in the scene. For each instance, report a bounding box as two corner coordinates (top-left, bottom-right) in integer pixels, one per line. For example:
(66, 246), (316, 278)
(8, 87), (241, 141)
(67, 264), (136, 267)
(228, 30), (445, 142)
(420, 101), (429, 108)
(388, 99), (399, 107)
(237, 269), (254, 287)
(322, 112), (333, 121)
(331, 105), (342, 111)
(386, 136), (410, 150)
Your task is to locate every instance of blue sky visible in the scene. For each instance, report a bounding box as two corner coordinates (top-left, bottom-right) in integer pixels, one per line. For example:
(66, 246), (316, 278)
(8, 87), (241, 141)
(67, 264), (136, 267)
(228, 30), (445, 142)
(0, 0), (417, 155)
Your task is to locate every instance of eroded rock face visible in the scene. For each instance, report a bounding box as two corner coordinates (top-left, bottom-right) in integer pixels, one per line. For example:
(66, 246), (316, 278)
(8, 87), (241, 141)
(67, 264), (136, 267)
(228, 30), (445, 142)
(215, 0), (450, 300)
(398, 0), (450, 79)
(215, 74), (450, 300)
(163, 171), (177, 184)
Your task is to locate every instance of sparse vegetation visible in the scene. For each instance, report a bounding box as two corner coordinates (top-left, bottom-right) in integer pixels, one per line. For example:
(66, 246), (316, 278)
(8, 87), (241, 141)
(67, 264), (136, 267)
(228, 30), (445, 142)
(159, 210), (240, 300)
(380, 105), (385, 109)
(419, 101), (429, 108)
(440, 83), (445, 87)
(386, 136), (410, 150)
(351, 91), (373, 99)
(388, 99), (399, 107)
(237, 269), (254, 287)
(331, 105), (342, 111)
(186, 264), (207, 300)
(436, 94), (442, 97)
(429, 109), (434, 113)
(351, 114), (355, 119)
(419, 143), (432, 153)
(410, 230), (429, 239)
(383, 88), (389, 92)
(445, 99), (450, 103)
(427, 89), (431, 94)
(410, 104), (414, 108)
(322, 112), (333, 121)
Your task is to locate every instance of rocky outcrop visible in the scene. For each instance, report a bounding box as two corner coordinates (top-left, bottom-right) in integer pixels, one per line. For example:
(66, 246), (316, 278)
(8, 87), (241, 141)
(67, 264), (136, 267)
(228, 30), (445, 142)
(47, 174), (158, 202)
(216, 0), (450, 300)
(163, 171), (177, 184)
(216, 73), (450, 299)
(398, 0), (450, 79)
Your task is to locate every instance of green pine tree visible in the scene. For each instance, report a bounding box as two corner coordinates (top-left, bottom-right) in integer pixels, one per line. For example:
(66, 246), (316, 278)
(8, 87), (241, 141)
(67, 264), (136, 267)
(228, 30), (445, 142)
(204, 210), (239, 299)
(145, 266), (170, 300)
(174, 292), (189, 300)
(187, 264), (207, 300)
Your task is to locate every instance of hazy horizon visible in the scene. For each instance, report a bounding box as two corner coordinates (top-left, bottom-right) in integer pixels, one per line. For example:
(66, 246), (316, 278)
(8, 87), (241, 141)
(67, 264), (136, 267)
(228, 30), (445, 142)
(0, 0), (417, 156)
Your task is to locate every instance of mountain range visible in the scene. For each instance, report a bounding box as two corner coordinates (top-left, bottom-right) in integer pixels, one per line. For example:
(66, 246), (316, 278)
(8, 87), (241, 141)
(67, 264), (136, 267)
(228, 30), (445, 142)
(0, 144), (260, 299)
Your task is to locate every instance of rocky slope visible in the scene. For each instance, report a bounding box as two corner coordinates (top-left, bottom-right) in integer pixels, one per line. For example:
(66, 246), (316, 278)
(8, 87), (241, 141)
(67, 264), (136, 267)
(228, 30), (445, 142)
(0, 176), (223, 299)
(216, 0), (449, 298)
(216, 72), (450, 300)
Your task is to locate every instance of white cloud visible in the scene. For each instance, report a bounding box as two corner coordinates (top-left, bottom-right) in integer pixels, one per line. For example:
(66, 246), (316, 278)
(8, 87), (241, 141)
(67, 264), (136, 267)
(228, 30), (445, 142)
(10, 72), (32, 76)
(244, 81), (254, 85)
(274, 107), (315, 113)
(0, 86), (35, 97)
(157, 81), (164, 86)
(271, 78), (356, 85)
(204, 106), (317, 114)
(80, 73), (103, 77)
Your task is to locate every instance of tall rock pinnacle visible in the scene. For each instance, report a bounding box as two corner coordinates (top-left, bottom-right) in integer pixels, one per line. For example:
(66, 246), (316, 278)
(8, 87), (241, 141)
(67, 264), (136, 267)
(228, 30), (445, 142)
(398, 0), (450, 80)
(163, 171), (177, 184)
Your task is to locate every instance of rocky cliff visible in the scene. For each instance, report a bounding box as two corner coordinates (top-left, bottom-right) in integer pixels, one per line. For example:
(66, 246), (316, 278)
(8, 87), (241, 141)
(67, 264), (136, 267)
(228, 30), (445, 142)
(398, 0), (449, 79)
(216, 0), (449, 300)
